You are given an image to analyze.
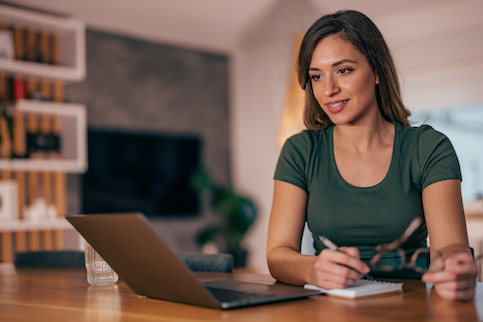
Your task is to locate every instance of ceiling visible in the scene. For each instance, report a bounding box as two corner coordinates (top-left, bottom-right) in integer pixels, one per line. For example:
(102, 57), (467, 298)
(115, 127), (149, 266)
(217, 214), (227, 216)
(2, 0), (475, 55)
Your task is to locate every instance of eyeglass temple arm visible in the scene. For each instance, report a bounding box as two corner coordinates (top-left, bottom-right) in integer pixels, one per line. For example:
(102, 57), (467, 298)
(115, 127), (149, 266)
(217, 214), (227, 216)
(370, 217), (423, 266)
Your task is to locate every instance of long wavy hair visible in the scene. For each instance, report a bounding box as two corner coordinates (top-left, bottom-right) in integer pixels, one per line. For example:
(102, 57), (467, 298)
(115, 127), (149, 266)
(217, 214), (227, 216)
(297, 10), (410, 130)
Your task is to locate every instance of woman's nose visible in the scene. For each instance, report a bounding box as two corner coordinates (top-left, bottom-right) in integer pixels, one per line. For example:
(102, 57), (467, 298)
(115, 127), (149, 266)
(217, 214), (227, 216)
(324, 76), (340, 97)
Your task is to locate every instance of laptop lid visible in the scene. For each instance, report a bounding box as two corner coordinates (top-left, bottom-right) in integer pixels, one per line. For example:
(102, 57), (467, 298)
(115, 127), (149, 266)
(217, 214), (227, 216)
(66, 213), (319, 309)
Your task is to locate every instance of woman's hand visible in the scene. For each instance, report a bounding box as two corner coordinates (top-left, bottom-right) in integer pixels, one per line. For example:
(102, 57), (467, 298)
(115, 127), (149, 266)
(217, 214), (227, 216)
(422, 252), (478, 301)
(309, 246), (371, 289)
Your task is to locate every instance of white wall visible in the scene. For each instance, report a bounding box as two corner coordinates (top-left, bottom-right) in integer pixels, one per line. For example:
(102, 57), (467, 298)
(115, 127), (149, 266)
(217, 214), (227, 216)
(229, 0), (316, 273)
(377, 0), (483, 109)
(230, 1), (483, 273)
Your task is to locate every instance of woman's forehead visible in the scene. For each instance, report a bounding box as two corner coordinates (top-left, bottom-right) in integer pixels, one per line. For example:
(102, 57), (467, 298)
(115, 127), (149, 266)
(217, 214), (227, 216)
(310, 36), (365, 68)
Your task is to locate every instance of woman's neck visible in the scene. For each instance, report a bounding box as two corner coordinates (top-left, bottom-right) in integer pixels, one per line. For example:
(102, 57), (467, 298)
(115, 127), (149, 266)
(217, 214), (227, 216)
(333, 117), (394, 153)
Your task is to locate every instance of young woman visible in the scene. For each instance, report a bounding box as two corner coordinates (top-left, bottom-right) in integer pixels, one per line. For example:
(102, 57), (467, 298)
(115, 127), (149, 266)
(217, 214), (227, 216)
(267, 10), (478, 301)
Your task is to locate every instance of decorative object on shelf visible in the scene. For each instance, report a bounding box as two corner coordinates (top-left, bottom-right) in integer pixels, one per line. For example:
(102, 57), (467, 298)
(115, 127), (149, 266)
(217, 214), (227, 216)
(0, 29), (14, 60)
(191, 170), (257, 267)
(23, 195), (57, 221)
(0, 101), (14, 159)
(0, 179), (18, 221)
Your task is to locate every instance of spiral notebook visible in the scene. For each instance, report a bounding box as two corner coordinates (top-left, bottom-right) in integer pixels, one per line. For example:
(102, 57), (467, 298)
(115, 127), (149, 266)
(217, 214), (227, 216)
(304, 279), (403, 299)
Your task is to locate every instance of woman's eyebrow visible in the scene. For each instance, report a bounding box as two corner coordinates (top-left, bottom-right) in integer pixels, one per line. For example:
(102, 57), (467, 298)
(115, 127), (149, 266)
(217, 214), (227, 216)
(309, 59), (357, 71)
(332, 59), (357, 67)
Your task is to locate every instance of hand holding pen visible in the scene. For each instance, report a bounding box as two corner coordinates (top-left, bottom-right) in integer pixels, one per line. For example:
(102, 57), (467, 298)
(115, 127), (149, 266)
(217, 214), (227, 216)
(318, 235), (374, 281)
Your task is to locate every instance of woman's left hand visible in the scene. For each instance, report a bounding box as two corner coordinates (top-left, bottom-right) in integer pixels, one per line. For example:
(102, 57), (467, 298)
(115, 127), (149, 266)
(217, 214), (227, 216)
(421, 252), (478, 301)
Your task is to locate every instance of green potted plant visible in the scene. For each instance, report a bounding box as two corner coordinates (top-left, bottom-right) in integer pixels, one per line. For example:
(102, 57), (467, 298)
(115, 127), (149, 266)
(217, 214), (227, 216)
(191, 170), (257, 267)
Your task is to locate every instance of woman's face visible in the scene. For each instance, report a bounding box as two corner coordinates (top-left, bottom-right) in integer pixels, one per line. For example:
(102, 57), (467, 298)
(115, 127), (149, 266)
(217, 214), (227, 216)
(308, 35), (380, 126)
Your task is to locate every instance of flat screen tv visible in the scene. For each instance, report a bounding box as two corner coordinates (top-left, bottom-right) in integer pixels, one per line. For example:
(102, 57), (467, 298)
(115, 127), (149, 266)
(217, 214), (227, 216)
(82, 128), (202, 217)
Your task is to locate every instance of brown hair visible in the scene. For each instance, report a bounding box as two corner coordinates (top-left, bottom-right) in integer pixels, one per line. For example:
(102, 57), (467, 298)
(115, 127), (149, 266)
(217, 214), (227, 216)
(297, 10), (410, 130)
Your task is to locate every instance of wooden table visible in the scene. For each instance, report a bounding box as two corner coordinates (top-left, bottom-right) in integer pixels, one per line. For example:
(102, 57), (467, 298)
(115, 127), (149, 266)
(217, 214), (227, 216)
(0, 263), (482, 321)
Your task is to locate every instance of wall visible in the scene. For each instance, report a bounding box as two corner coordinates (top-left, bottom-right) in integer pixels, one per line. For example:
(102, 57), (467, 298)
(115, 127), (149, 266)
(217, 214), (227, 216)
(64, 30), (231, 251)
(230, 0), (320, 273)
(374, 1), (483, 109)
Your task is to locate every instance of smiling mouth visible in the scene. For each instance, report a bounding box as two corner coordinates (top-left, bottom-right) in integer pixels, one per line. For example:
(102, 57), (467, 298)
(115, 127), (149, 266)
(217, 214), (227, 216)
(327, 99), (349, 108)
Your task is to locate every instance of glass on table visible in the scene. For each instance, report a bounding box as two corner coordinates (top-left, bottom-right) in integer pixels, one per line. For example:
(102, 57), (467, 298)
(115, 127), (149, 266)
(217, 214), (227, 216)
(85, 241), (119, 285)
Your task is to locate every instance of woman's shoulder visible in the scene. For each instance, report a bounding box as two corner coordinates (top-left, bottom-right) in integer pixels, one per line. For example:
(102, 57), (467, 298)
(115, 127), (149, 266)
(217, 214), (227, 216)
(285, 127), (332, 145)
(280, 128), (332, 160)
(398, 122), (449, 145)
(397, 122), (456, 164)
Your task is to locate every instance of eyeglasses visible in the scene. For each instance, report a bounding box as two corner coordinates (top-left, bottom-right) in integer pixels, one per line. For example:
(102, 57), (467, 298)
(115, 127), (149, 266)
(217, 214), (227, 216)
(370, 217), (482, 273)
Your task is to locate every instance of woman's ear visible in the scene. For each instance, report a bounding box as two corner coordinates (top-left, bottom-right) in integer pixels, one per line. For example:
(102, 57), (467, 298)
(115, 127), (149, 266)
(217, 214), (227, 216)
(375, 73), (380, 84)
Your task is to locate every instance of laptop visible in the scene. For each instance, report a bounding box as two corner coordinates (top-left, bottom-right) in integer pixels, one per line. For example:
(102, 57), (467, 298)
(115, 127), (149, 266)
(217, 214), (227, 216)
(66, 212), (319, 309)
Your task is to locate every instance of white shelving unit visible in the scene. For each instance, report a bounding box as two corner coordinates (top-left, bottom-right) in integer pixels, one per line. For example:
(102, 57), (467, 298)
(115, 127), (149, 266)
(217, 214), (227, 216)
(0, 5), (86, 259)
(0, 99), (87, 173)
(0, 4), (85, 82)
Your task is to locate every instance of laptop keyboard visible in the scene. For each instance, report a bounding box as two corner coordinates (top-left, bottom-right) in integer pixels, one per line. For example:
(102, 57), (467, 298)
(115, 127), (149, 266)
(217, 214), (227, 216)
(205, 287), (274, 302)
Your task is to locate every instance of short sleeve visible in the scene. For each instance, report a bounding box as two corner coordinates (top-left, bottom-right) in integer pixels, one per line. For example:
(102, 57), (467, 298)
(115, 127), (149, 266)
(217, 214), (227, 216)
(418, 125), (462, 190)
(274, 133), (310, 192)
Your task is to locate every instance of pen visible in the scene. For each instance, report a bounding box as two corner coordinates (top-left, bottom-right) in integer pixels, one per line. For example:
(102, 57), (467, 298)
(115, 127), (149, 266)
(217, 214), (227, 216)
(318, 235), (374, 280)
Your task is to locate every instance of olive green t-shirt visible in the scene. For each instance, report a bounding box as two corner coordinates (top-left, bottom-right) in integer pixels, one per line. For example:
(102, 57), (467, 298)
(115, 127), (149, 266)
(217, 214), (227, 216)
(274, 122), (461, 275)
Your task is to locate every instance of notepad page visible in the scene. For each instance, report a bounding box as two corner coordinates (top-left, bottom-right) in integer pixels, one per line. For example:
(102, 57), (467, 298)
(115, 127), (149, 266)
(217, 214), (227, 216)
(304, 279), (403, 299)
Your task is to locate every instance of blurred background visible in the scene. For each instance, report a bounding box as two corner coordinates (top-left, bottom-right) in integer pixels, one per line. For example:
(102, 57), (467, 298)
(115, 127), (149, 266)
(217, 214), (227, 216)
(1, 0), (482, 274)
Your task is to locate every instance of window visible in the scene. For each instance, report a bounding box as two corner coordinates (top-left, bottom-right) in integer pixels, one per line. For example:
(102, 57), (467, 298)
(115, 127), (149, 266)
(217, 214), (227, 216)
(410, 102), (483, 203)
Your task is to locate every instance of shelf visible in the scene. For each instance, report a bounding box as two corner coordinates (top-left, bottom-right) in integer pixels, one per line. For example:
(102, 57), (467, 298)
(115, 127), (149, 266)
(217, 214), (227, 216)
(0, 217), (74, 233)
(465, 199), (483, 218)
(0, 57), (85, 82)
(0, 4), (85, 82)
(0, 99), (87, 173)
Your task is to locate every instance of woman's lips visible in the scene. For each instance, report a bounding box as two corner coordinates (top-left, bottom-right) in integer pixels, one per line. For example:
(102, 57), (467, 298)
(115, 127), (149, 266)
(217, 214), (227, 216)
(326, 99), (349, 113)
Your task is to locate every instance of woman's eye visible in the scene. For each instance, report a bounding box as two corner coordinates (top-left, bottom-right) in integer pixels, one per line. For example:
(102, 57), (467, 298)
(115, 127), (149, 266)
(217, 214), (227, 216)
(310, 74), (321, 81)
(338, 68), (352, 74)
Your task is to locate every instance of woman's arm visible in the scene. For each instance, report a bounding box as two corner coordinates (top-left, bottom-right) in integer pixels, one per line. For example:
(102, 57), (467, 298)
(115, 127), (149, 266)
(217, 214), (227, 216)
(421, 179), (478, 300)
(267, 180), (313, 285)
(267, 180), (369, 288)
